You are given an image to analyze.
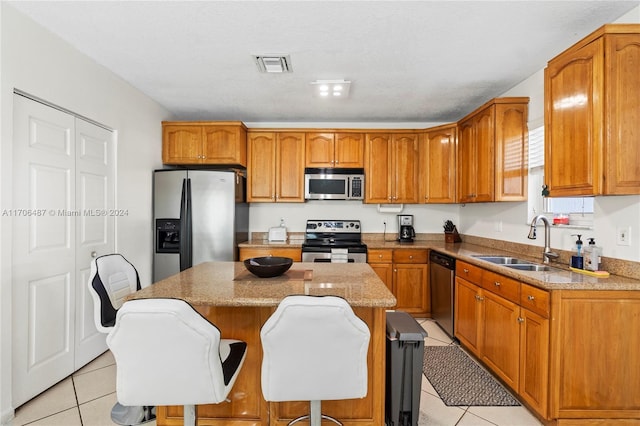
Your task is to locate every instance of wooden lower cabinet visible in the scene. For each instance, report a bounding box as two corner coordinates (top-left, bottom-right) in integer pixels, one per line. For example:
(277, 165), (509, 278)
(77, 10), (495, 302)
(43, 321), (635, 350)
(481, 290), (520, 390)
(550, 290), (640, 421)
(454, 261), (550, 420)
(519, 307), (549, 418)
(156, 306), (386, 426)
(456, 262), (640, 423)
(454, 276), (482, 355)
(368, 248), (428, 316)
(367, 249), (393, 292)
(239, 247), (302, 262)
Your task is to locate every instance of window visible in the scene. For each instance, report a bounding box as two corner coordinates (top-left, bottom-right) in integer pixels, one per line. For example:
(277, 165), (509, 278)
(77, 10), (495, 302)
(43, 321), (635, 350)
(527, 125), (593, 228)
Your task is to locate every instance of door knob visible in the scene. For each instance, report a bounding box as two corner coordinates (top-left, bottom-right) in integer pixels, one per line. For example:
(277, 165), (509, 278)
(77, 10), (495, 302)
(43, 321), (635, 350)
(91, 251), (97, 258)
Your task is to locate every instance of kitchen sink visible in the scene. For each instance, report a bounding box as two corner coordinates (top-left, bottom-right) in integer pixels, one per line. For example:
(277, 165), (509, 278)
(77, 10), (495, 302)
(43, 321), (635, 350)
(472, 255), (535, 265)
(473, 255), (562, 272)
(504, 264), (552, 271)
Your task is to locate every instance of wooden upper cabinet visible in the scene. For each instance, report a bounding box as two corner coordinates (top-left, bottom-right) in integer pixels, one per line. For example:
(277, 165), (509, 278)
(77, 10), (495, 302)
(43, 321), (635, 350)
(335, 133), (364, 168)
(495, 103), (529, 201)
(305, 133), (334, 167)
(364, 133), (392, 203)
(364, 132), (419, 204)
(419, 124), (457, 203)
(457, 98), (528, 203)
(305, 132), (364, 168)
(457, 105), (495, 203)
(247, 132), (276, 202)
(162, 121), (247, 166)
(545, 24), (640, 196)
(162, 124), (203, 165)
(276, 133), (306, 202)
(393, 134), (420, 203)
(202, 126), (247, 165)
(247, 132), (305, 203)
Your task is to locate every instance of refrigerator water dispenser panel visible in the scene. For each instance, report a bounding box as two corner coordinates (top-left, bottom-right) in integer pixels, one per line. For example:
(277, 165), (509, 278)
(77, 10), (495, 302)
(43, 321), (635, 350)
(156, 219), (181, 253)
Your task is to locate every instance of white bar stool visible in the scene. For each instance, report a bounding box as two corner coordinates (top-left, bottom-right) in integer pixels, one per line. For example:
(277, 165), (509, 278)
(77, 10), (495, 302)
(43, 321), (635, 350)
(107, 298), (247, 426)
(260, 295), (370, 426)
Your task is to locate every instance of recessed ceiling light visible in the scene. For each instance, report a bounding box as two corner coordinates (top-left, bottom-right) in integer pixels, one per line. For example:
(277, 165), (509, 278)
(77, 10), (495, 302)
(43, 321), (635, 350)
(310, 79), (351, 98)
(254, 55), (292, 73)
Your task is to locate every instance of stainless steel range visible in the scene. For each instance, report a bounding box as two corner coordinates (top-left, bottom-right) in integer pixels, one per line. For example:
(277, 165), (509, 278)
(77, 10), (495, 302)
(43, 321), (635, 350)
(301, 220), (367, 263)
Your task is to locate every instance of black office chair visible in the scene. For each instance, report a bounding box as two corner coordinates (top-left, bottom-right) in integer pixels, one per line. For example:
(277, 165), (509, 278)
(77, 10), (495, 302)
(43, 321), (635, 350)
(87, 253), (154, 425)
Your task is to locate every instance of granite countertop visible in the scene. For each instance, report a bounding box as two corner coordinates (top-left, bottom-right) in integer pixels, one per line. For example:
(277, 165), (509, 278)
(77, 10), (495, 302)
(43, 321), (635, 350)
(366, 239), (640, 291)
(129, 261), (396, 308)
(239, 235), (640, 291)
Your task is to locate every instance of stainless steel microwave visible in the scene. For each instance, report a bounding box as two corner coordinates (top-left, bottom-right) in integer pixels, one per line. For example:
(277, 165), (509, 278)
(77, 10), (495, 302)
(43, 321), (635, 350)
(304, 168), (364, 200)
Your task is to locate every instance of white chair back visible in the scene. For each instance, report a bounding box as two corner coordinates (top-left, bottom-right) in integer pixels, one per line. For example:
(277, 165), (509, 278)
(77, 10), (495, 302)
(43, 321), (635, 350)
(88, 254), (141, 334)
(107, 298), (246, 406)
(260, 295), (370, 402)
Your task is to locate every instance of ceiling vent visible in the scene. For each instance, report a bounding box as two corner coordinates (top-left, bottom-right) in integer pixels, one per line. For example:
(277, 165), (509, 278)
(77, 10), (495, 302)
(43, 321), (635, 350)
(254, 55), (292, 73)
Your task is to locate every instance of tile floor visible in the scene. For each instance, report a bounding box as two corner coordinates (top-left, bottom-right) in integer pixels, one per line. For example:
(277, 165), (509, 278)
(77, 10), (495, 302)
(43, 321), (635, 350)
(11, 319), (543, 426)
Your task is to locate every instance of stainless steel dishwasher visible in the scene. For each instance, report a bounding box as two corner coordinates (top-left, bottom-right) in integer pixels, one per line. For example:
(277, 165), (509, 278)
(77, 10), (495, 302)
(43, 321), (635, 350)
(429, 251), (456, 338)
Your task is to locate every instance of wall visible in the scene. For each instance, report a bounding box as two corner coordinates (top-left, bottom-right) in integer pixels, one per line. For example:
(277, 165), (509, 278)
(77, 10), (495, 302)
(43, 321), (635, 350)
(0, 4), (171, 422)
(249, 201), (462, 237)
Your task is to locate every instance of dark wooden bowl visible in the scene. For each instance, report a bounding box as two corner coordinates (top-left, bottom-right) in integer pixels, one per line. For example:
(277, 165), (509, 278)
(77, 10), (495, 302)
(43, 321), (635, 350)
(243, 257), (293, 278)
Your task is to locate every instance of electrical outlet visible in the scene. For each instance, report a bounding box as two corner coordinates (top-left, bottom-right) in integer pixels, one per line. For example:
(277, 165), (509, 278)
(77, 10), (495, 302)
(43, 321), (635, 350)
(617, 226), (631, 246)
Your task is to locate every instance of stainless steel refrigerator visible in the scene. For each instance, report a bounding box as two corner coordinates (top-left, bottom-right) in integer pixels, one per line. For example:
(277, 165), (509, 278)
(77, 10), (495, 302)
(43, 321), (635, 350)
(153, 169), (248, 281)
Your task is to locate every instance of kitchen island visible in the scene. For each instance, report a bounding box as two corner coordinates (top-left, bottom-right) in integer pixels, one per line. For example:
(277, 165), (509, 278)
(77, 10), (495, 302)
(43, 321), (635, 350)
(127, 261), (396, 426)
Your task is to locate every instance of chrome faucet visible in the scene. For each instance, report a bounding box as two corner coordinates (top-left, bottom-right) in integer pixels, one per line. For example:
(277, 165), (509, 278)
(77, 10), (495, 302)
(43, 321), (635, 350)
(527, 215), (559, 264)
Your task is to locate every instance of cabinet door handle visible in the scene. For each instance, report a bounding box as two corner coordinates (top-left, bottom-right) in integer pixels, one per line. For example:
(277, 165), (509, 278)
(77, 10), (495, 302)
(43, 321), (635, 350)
(517, 317), (524, 323)
(527, 295), (535, 301)
(494, 281), (501, 287)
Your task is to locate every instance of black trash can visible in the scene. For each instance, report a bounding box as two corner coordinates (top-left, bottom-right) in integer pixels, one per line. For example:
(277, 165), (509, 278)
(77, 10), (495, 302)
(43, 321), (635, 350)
(385, 311), (428, 426)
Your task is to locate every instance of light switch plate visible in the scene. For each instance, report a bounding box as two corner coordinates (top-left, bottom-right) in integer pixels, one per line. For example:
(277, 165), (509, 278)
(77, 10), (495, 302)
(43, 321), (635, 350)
(617, 226), (631, 246)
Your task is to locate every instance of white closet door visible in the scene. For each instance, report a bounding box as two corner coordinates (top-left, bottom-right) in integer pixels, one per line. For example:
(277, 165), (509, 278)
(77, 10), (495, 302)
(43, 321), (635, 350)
(12, 95), (77, 407)
(74, 118), (114, 369)
(11, 95), (115, 406)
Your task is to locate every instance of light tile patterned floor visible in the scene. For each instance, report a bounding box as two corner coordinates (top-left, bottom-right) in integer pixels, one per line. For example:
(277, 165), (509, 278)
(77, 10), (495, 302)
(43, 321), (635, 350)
(11, 319), (543, 425)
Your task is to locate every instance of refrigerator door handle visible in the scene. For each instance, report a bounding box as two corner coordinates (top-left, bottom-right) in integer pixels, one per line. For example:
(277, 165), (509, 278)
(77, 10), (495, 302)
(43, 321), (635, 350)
(179, 178), (193, 271)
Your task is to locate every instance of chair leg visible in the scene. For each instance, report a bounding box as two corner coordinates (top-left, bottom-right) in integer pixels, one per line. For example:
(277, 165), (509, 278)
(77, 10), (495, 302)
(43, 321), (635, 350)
(184, 404), (196, 426)
(310, 400), (321, 426)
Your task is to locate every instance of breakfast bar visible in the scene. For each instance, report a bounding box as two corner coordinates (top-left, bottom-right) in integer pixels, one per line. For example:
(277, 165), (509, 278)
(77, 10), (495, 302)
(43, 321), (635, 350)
(127, 261), (396, 426)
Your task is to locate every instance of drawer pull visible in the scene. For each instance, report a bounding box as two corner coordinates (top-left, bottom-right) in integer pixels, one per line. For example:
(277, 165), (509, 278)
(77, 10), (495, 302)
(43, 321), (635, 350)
(494, 281), (501, 287)
(527, 295), (535, 301)
(463, 268), (469, 274)
(409, 255), (413, 259)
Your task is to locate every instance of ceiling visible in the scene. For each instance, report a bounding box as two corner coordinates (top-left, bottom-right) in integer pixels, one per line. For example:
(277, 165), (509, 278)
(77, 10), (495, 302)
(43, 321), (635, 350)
(8, 1), (639, 123)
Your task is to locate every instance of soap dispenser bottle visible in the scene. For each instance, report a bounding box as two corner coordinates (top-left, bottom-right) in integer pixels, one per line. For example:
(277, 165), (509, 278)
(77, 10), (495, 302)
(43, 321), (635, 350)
(584, 238), (602, 271)
(570, 234), (584, 269)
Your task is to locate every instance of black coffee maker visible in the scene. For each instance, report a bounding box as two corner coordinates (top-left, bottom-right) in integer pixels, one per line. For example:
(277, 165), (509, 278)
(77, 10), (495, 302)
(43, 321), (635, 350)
(397, 214), (416, 243)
